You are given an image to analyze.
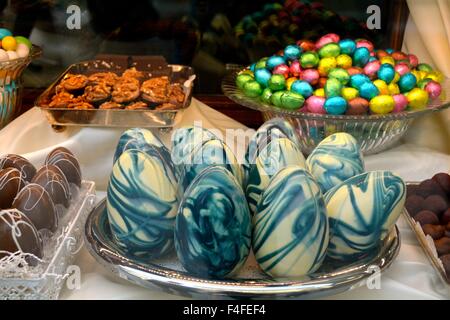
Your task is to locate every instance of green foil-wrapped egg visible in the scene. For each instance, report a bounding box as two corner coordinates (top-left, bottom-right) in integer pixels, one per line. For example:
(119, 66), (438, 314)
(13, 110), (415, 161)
(328, 68), (350, 85)
(281, 92), (305, 110)
(271, 90), (285, 107)
(261, 88), (273, 104)
(325, 78), (342, 98)
(255, 58), (268, 70)
(243, 80), (263, 97)
(417, 63), (433, 73)
(300, 52), (320, 68)
(318, 43), (340, 58)
(406, 88), (429, 110)
(268, 74), (286, 91)
(236, 73), (254, 89)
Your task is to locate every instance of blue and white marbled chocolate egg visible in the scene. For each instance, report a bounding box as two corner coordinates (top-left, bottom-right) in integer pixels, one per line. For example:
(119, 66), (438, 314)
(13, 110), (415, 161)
(253, 166), (329, 277)
(179, 139), (243, 192)
(106, 149), (179, 260)
(306, 132), (364, 193)
(246, 138), (306, 214)
(175, 166), (251, 278)
(324, 171), (406, 261)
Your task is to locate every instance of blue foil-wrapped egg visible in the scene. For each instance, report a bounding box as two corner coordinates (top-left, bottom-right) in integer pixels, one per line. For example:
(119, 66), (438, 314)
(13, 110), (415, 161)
(398, 72), (417, 93)
(106, 149), (179, 260)
(246, 138), (306, 214)
(350, 74), (370, 89)
(377, 63), (395, 84)
(324, 171), (406, 261)
(0, 28), (12, 40)
(353, 47), (370, 67)
(359, 82), (379, 99)
(284, 44), (302, 60)
(267, 55), (286, 70)
(338, 39), (356, 55)
(253, 166), (329, 277)
(306, 132), (365, 193)
(175, 166), (251, 278)
(324, 97), (347, 115)
(290, 80), (313, 98)
(255, 68), (272, 87)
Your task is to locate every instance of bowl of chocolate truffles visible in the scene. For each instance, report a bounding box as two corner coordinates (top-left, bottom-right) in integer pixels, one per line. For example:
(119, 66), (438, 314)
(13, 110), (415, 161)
(0, 148), (96, 300)
(404, 173), (450, 289)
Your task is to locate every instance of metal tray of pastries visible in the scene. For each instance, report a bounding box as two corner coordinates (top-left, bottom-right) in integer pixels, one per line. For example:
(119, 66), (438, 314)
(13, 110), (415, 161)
(35, 55), (195, 128)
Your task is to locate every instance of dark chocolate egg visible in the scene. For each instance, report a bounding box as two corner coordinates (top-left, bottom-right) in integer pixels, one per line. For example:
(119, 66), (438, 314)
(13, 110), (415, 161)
(435, 237), (450, 256)
(442, 209), (450, 225)
(0, 154), (36, 182)
(0, 168), (26, 209)
(423, 195), (448, 216)
(422, 224), (445, 240)
(12, 184), (58, 232)
(0, 209), (43, 262)
(414, 210), (439, 226)
(417, 179), (445, 198)
(432, 173), (450, 195)
(405, 194), (424, 217)
(45, 147), (81, 187)
(31, 165), (71, 208)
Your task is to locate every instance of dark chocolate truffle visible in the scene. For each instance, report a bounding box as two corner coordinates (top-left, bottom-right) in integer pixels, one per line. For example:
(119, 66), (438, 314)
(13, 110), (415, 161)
(422, 224), (445, 240)
(434, 237), (450, 256)
(440, 254), (450, 277)
(45, 147), (81, 187)
(0, 209), (43, 261)
(0, 168), (26, 209)
(31, 165), (71, 208)
(12, 184), (58, 232)
(432, 173), (450, 195)
(417, 179), (445, 198)
(0, 154), (36, 182)
(423, 195), (448, 216)
(407, 184), (419, 197)
(405, 195), (424, 217)
(414, 210), (439, 226)
(442, 209), (450, 225)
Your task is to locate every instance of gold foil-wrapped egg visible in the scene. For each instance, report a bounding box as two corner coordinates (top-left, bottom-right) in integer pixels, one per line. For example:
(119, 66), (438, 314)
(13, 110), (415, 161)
(406, 88), (429, 110)
(369, 95), (395, 114)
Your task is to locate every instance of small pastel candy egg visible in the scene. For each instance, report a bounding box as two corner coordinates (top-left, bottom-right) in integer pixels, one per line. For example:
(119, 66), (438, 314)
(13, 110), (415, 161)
(391, 51), (408, 61)
(380, 56), (395, 66)
(254, 68), (272, 87)
(6, 50), (18, 60)
(359, 82), (379, 100)
(271, 90), (285, 107)
(338, 39), (356, 55)
(236, 73), (254, 89)
(425, 81), (442, 100)
(388, 83), (400, 95)
(260, 88), (273, 104)
(347, 66), (363, 75)
(369, 95), (395, 114)
(0, 49), (8, 62)
(291, 80), (313, 98)
(284, 44), (302, 60)
(305, 95), (326, 114)
(341, 87), (359, 101)
(289, 60), (302, 77)
(300, 51), (320, 68)
(406, 88), (429, 110)
(363, 60), (381, 78)
(426, 70), (444, 83)
(417, 63), (433, 73)
(392, 94), (408, 112)
(328, 68), (350, 85)
(318, 43), (340, 58)
(268, 74), (286, 91)
(286, 77), (297, 90)
(243, 80), (263, 97)
(394, 63), (410, 76)
(318, 57), (337, 76)
(408, 54), (419, 68)
(398, 73), (417, 93)
(353, 47), (370, 67)
(301, 69), (320, 85)
(2, 36), (16, 51)
(350, 74), (370, 89)
(315, 33), (340, 49)
(373, 79), (389, 95)
(273, 64), (290, 78)
(346, 97), (369, 115)
(377, 63), (395, 83)
(0, 28), (12, 40)
(281, 91), (305, 110)
(15, 36), (32, 50)
(324, 97), (347, 115)
(314, 88), (325, 97)
(336, 54), (352, 69)
(325, 78), (342, 98)
(356, 39), (374, 52)
(267, 55), (285, 70)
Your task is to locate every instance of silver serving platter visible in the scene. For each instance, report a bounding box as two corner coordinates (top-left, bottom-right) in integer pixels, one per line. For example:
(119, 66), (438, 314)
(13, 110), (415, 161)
(85, 199), (400, 299)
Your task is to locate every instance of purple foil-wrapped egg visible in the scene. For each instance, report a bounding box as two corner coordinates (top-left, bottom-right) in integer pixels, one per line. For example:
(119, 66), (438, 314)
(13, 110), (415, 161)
(315, 33), (340, 50)
(273, 64), (290, 78)
(408, 54), (419, 68)
(305, 95), (326, 114)
(356, 39), (374, 52)
(425, 81), (442, 100)
(301, 69), (320, 85)
(289, 60), (302, 77)
(394, 63), (410, 76)
(392, 94), (408, 113)
(364, 60), (381, 79)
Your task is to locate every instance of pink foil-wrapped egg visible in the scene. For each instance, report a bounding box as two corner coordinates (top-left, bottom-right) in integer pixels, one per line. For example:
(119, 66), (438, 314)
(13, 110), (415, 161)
(305, 95), (326, 114)
(408, 54), (419, 68)
(289, 60), (302, 77)
(315, 33), (340, 49)
(394, 63), (410, 76)
(425, 80), (442, 100)
(356, 39), (374, 52)
(273, 64), (290, 78)
(364, 60), (381, 78)
(392, 94), (408, 112)
(301, 69), (320, 85)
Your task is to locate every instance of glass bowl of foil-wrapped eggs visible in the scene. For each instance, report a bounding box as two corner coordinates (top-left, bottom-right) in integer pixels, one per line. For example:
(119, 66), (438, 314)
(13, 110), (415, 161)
(222, 34), (450, 155)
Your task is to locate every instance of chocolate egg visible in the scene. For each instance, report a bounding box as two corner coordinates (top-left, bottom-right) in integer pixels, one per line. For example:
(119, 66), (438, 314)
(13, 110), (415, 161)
(414, 210), (439, 226)
(301, 69), (320, 84)
(356, 39), (374, 52)
(280, 91), (304, 110)
(46, 147), (81, 187)
(398, 73), (417, 93)
(260, 87), (273, 104)
(291, 80), (313, 98)
(268, 74), (286, 91)
(406, 88), (429, 110)
(107, 149), (178, 260)
(325, 171), (406, 261)
(318, 57), (337, 76)
(289, 61), (302, 77)
(255, 68), (272, 87)
(253, 166), (329, 277)
(394, 63), (410, 76)
(236, 73), (254, 89)
(12, 184), (57, 232)
(328, 68), (350, 85)
(405, 194), (424, 217)
(284, 44), (302, 60)
(0, 154), (36, 182)
(175, 166), (251, 278)
(364, 60), (381, 78)
(369, 95), (395, 114)
(341, 87), (359, 101)
(324, 78), (342, 98)
(422, 224), (445, 240)
(305, 96), (326, 114)
(243, 80), (263, 97)
(307, 132), (364, 193)
(300, 51), (320, 69)
(267, 55), (285, 70)
(350, 74), (370, 89)
(338, 39), (356, 55)
(324, 97), (347, 115)
(318, 43), (340, 58)
(353, 47), (370, 67)
(425, 81), (442, 100)
(273, 64), (290, 78)
(0, 168), (26, 209)
(432, 173), (450, 194)
(373, 79), (389, 95)
(31, 165), (71, 208)
(377, 63), (395, 83)
(359, 82), (379, 100)
(336, 54), (352, 69)
(315, 33), (340, 49)
(346, 97), (369, 115)
(392, 94), (408, 112)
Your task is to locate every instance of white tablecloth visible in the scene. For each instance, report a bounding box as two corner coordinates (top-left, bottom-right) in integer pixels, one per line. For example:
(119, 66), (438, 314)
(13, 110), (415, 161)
(0, 98), (449, 300)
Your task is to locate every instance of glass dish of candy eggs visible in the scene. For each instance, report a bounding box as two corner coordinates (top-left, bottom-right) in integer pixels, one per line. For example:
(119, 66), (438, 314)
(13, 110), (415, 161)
(222, 33), (450, 155)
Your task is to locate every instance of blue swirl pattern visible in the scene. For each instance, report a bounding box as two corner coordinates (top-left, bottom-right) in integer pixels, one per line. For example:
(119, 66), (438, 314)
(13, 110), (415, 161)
(324, 171), (406, 261)
(253, 166), (329, 277)
(246, 138), (306, 215)
(106, 149), (179, 260)
(306, 132), (364, 193)
(175, 166), (251, 278)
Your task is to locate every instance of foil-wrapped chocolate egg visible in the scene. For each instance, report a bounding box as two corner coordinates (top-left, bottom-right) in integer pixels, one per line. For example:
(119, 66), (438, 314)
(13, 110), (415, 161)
(363, 60), (381, 79)
(356, 39), (374, 52)
(350, 74), (370, 89)
(347, 66), (363, 76)
(280, 91), (305, 110)
(324, 171), (406, 261)
(318, 57), (337, 76)
(373, 79), (389, 95)
(392, 94), (408, 112)
(324, 78), (342, 98)
(425, 81), (442, 100)
(253, 166), (329, 277)
(260, 87), (273, 104)
(418, 63), (433, 73)
(336, 54), (352, 69)
(0, 154), (36, 182)
(306, 132), (364, 193)
(346, 97), (369, 115)
(271, 91), (284, 107)
(341, 87), (359, 101)
(46, 147), (81, 187)
(297, 39), (315, 52)
(305, 96), (326, 114)
(369, 95), (395, 114)
(31, 165), (71, 208)
(328, 68), (350, 85)
(398, 73), (417, 93)
(291, 80), (313, 98)
(394, 63), (410, 76)
(284, 44), (302, 60)
(268, 74), (286, 91)
(0, 168), (26, 209)
(318, 43), (340, 58)
(255, 68), (272, 87)
(406, 88), (429, 110)
(175, 166), (251, 278)
(315, 33), (340, 49)
(359, 82), (379, 100)
(324, 97), (347, 115)
(299, 52), (320, 69)
(388, 83), (400, 95)
(353, 47), (370, 67)
(236, 73), (253, 89)
(273, 64), (290, 78)
(301, 69), (320, 84)
(289, 60), (302, 77)
(408, 54), (419, 68)
(267, 55), (285, 70)
(338, 39), (356, 55)
(243, 80), (263, 97)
